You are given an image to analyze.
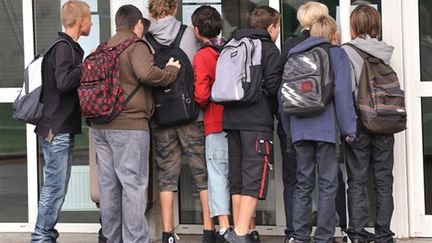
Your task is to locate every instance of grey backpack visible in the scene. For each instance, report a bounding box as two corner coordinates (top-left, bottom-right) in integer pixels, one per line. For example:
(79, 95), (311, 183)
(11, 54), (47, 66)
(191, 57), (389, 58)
(12, 39), (74, 125)
(211, 37), (263, 106)
(280, 43), (334, 117)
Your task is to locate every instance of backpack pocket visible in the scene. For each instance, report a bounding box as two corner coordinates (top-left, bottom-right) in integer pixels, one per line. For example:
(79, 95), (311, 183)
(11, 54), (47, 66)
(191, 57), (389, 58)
(154, 94), (196, 126)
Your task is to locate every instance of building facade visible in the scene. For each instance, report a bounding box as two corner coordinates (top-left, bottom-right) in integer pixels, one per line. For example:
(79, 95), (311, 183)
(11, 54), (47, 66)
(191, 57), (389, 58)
(0, 0), (431, 239)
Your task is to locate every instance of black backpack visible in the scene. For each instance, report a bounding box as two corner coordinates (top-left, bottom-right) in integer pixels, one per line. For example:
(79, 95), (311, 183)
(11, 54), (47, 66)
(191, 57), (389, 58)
(280, 43), (334, 117)
(146, 25), (199, 126)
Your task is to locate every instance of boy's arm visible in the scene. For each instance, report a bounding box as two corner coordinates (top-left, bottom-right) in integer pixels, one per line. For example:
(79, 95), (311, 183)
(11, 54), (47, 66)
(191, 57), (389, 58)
(262, 42), (282, 95)
(331, 48), (357, 141)
(131, 42), (179, 87)
(54, 42), (82, 92)
(193, 50), (212, 108)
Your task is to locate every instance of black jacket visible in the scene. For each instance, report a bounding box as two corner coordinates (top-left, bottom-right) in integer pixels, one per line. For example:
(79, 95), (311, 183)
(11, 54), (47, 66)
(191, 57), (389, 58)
(35, 32), (84, 138)
(281, 30), (310, 64)
(223, 29), (282, 132)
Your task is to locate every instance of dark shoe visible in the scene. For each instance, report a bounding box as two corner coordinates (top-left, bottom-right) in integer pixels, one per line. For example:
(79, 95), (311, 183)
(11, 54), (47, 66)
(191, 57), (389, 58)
(249, 230), (260, 243)
(224, 230), (251, 243)
(162, 231), (179, 243)
(361, 230), (374, 242)
(215, 228), (232, 243)
(203, 229), (217, 243)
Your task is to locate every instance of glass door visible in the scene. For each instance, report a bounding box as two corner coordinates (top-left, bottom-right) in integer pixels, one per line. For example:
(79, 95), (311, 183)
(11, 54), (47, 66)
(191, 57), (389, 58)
(404, 0), (432, 237)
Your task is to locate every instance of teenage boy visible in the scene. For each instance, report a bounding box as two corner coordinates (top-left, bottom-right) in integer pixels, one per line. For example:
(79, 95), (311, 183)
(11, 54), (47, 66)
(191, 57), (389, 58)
(278, 2), (329, 241)
(31, 1), (92, 242)
(147, 1), (213, 242)
(287, 15), (356, 243)
(191, 5), (229, 243)
(223, 6), (282, 243)
(91, 5), (180, 243)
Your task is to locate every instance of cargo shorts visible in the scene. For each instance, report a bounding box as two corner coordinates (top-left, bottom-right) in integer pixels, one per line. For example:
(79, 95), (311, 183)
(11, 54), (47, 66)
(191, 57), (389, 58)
(153, 121), (208, 192)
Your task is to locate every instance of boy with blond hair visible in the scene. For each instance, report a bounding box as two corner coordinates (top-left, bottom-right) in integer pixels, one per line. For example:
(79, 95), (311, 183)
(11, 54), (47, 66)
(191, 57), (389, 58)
(278, 2), (329, 242)
(31, 1), (92, 242)
(282, 14), (356, 243)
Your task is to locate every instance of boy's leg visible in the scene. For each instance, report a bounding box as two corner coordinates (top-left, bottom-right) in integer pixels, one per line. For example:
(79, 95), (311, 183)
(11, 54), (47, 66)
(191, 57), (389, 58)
(345, 127), (371, 242)
(227, 130), (243, 226)
(31, 134), (74, 243)
(292, 140), (316, 243)
(234, 130), (273, 235)
(108, 130), (151, 243)
(154, 127), (182, 233)
(235, 196), (259, 235)
(371, 134), (395, 243)
(91, 129), (122, 242)
(179, 122), (213, 230)
(314, 142), (339, 243)
(277, 121), (297, 239)
(205, 132), (231, 229)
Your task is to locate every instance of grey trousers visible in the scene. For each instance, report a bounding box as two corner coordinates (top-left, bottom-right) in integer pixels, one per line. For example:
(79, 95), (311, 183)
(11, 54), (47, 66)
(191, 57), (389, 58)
(92, 129), (150, 243)
(345, 126), (395, 243)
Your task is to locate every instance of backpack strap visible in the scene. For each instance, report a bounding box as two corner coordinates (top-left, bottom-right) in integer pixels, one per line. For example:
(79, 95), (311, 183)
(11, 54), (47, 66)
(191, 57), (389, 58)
(171, 24), (187, 48)
(343, 43), (369, 60)
(114, 36), (144, 55)
(145, 32), (163, 52)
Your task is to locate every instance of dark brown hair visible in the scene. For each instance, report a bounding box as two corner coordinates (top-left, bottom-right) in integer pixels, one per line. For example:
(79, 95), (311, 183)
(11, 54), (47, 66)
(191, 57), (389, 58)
(249, 6), (280, 30)
(191, 5), (222, 38)
(350, 4), (381, 38)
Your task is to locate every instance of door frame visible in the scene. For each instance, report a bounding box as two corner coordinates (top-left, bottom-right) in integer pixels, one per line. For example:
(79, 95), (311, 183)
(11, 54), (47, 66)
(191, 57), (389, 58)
(402, 0), (432, 237)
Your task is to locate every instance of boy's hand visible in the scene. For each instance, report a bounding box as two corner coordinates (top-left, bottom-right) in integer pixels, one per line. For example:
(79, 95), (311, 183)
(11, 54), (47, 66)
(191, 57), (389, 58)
(345, 135), (356, 144)
(166, 57), (181, 69)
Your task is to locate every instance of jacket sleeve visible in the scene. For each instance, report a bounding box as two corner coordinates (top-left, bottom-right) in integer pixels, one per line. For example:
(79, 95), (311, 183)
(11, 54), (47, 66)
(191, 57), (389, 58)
(54, 42), (82, 92)
(261, 41), (282, 96)
(331, 47), (357, 140)
(130, 42), (179, 87)
(193, 49), (213, 108)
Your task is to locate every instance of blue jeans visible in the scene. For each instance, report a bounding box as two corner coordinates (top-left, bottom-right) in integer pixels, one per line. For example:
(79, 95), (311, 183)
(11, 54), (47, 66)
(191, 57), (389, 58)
(31, 133), (74, 243)
(92, 129), (150, 243)
(292, 140), (338, 243)
(206, 132), (230, 217)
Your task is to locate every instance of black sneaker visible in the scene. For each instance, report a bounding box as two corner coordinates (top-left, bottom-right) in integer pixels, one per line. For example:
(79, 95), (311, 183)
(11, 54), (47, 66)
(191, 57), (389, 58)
(224, 230), (252, 243)
(249, 230), (260, 243)
(162, 231), (180, 243)
(361, 230), (374, 242)
(203, 229), (217, 243)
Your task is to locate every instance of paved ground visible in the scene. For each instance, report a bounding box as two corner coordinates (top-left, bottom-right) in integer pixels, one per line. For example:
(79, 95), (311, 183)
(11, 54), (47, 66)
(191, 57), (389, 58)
(1, 233), (432, 243)
(0, 233), (287, 243)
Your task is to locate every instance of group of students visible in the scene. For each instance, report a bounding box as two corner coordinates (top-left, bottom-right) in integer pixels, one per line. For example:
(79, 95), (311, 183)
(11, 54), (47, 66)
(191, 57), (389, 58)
(29, 1), (397, 243)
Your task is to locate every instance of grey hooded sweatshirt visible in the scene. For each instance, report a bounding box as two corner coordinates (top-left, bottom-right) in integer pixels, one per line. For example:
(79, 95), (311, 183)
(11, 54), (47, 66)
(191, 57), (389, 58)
(147, 16), (200, 63)
(342, 37), (395, 98)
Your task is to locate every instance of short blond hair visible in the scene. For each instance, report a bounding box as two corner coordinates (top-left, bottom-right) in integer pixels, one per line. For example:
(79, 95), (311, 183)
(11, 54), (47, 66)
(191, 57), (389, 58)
(148, 0), (177, 19)
(297, 1), (329, 29)
(60, 0), (90, 28)
(310, 15), (337, 42)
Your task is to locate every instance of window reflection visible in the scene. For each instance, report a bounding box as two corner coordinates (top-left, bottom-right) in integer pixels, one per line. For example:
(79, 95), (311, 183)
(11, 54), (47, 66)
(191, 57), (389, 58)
(419, 1), (432, 81)
(422, 98), (432, 215)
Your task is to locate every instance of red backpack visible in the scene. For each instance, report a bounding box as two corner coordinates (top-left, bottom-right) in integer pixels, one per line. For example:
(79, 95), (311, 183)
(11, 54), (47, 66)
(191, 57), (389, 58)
(78, 36), (143, 124)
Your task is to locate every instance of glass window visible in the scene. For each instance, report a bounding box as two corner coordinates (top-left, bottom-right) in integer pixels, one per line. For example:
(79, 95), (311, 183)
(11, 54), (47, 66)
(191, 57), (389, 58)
(419, 0), (432, 81)
(0, 104), (28, 222)
(0, 1), (24, 87)
(33, 0), (112, 223)
(422, 98), (432, 215)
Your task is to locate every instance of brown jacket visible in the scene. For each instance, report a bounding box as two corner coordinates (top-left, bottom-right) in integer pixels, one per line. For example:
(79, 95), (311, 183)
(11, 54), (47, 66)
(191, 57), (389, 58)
(92, 28), (179, 131)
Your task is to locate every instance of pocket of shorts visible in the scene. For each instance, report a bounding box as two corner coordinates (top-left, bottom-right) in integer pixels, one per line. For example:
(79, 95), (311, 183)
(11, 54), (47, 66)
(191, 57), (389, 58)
(256, 138), (273, 163)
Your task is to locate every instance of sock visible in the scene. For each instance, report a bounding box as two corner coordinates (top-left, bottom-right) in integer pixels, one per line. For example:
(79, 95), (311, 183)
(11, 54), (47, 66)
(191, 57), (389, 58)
(219, 228), (228, 235)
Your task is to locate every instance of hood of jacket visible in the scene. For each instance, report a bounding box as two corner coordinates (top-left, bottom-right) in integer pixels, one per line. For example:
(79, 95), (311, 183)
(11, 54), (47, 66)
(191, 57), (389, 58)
(349, 37), (394, 65)
(148, 16), (181, 46)
(288, 36), (328, 56)
(233, 28), (271, 41)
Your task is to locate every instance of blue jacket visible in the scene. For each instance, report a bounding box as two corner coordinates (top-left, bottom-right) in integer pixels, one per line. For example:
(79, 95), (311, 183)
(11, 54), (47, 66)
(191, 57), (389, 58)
(284, 37), (356, 144)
